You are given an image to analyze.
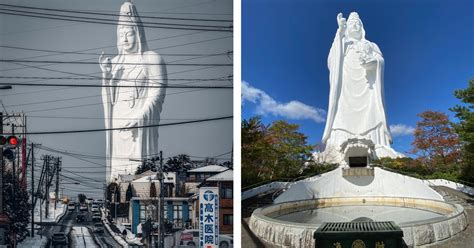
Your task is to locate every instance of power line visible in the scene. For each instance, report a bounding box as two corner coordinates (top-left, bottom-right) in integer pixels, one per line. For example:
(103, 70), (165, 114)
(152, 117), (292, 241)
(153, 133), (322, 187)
(0, 7), (232, 29)
(0, 76), (231, 81)
(0, 59), (232, 66)
(0, 30), (208, 67)
(0, 10), (232, 32)
(0, 3), (233, 22)
(0, 82), (232, 89)
(0, 45), (232, 57)
(2, 116), (232, 135)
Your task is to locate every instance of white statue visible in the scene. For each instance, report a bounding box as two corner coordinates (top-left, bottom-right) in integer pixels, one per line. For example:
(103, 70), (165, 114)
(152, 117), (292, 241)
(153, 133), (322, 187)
(99, 1), (167, 182)
(322, 12), (401, 162)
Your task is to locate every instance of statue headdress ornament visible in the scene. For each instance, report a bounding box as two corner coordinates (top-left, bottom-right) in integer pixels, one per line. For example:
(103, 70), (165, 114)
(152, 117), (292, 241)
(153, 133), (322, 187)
(116, 1), (148, 54)
(347, 12), (360, 22)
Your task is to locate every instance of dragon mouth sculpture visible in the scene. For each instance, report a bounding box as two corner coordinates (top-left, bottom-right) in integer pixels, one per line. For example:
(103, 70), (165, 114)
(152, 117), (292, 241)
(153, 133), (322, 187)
(340, 136), (375, 167)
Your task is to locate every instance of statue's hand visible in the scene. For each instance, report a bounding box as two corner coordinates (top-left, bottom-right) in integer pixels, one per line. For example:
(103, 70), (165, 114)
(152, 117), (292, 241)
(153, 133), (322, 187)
(361, 58), (377, 69)
(337, 13), (346, 32)
(99, 51), (112, 75)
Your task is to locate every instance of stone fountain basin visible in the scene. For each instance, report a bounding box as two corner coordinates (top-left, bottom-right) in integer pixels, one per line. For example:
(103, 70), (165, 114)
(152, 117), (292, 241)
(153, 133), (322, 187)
(249, 197), (467, 247)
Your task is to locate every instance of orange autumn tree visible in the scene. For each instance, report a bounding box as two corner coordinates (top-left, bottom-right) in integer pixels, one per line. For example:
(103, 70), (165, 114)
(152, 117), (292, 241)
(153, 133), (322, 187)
(411, 111), (461, 168)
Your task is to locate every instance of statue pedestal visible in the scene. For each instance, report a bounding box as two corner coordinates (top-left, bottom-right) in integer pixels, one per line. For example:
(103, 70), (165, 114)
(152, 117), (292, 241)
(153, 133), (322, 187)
(342, 167), (374, 177)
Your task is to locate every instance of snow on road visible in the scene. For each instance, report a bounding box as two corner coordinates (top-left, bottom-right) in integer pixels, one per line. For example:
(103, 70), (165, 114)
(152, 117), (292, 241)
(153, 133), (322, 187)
(70, 226), (98, 247)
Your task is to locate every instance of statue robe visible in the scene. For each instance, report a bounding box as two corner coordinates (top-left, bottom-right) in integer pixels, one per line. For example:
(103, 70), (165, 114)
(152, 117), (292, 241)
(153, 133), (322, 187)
(322, 31), (392, 150)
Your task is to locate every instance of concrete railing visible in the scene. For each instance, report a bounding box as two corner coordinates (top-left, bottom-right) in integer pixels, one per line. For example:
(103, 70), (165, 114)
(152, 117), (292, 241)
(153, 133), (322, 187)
(242, 182), (289, 201)
(424, 179), (474, 196)
(249, 196), (468, 247)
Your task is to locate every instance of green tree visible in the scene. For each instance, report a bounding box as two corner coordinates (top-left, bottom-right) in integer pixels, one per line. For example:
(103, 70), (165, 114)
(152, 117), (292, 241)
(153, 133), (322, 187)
(241, 117), (313, 187)
(241, 117), (273, 186)
(450, 78), (474, 183)
(267, 120), (313, 178)
(411, 111), (460, 168)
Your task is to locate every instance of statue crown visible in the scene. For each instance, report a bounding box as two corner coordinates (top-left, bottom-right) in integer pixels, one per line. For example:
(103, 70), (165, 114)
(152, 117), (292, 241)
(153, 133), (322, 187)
(347, 12), (360, 22)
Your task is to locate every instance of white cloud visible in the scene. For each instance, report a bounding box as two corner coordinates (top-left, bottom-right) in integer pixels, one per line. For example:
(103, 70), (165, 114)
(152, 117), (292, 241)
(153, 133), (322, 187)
(390, 124), (415, 137)
(242, 81), (326, 123)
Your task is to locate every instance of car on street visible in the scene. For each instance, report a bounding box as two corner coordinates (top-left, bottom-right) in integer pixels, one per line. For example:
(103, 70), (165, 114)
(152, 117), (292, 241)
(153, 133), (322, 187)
(95, 199), (104, 206)
(79, 204), (88, 211)
(91, 204), (99, 212)
(51, 232), (68, 246)
(179, 230), (233, 248)
(93, 223), (104, 234)
(67, 202), (75, 211)
(76, 213), (87, 223)
(92, 213), (101, 222)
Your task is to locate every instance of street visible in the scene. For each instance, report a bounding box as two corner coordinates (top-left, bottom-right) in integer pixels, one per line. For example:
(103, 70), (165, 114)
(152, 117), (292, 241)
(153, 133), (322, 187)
(41, 206), (120, 248)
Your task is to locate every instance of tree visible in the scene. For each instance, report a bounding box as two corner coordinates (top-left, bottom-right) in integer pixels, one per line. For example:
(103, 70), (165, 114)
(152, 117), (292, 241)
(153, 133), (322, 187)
(241, 117), (273, 186)
(411, 111), (461, 167)
(106, 183), (119, 202)
(165, 154), (192, 172)
(126, 184), (133, 202)
(78, 193), (86, 204)
(135, 161), (155, 175)
(241, 117), (313, 187)
(3, 171), (30, 244)
(267, 120), (313, 177)
(450, 78), (474, 182)
(150, 182), (157, 198)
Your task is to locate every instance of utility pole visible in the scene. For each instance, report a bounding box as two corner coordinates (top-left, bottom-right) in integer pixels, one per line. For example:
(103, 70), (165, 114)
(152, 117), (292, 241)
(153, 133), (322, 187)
(44, 156), (49, 219)
(54, 158), (60, 210)
(159, 151), (164, 248)
(30, 143), (34, 237)
(0, 112), (4, 215)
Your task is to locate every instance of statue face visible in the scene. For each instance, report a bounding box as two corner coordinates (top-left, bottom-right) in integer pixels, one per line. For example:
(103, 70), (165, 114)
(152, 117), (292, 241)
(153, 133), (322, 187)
(347, 19), (362, 40)
(119, 26), (138, 53)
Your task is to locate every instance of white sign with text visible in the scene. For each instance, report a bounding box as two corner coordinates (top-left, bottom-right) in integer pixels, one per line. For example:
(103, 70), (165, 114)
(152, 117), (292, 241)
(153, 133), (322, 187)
(199, 187), (219, 248)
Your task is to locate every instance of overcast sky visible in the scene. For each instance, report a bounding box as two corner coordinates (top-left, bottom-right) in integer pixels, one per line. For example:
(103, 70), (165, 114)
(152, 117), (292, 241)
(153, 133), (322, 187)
(0, 0), (233, 199)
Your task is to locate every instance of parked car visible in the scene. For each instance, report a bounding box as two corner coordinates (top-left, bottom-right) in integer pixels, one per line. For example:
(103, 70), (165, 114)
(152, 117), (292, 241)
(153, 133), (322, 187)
(179, 230), (233, 248)
(67, 203), (76, 211)
(179, 229), (198, 246)
(51, 232), (68, 246)
(93, 223), (104, 234)
(219, 235), (233, 248)
(96, 199), (104, 206)
(79, 204), (88, 211)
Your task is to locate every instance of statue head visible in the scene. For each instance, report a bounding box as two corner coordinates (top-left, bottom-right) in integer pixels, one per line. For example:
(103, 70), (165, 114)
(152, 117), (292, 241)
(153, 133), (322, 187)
(345, 12), (365, 40)
(117, 1), (148, 54)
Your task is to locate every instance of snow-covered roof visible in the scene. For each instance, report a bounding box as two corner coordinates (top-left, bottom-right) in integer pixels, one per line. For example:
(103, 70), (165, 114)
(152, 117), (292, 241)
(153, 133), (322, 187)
(187, 165), (228, 173)
(132, 172), (176, 183)
(206, 169), (233, 181)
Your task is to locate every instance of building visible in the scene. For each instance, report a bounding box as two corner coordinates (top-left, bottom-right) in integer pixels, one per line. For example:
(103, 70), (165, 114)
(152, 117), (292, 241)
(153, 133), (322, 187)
(185, 165), (229, 196)
(193, 169), (234, 234)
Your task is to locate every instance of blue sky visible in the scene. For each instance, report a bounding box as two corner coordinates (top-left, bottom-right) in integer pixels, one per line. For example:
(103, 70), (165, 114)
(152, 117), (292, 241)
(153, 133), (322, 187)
(242, 0), (474, 155)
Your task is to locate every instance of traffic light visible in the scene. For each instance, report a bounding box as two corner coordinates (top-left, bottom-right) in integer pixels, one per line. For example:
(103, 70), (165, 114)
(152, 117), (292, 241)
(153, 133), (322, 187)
(1, 135), (19, 161)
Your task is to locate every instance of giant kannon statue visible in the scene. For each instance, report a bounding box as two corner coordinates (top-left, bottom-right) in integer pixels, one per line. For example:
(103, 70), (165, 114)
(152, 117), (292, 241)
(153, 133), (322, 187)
(99, 1), (166, 181)
(322, 12), (401, 164)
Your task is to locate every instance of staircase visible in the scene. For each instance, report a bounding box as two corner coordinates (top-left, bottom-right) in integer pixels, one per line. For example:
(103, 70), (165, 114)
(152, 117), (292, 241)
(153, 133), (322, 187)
(431, 186), (474, 209)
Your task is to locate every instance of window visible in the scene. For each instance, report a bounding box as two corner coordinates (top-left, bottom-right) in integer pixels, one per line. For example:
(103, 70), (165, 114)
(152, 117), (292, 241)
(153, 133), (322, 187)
(223, 214), (233, 225)
(173, 204), (183, 226)
(221, 187), (233, 199)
